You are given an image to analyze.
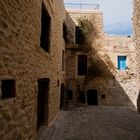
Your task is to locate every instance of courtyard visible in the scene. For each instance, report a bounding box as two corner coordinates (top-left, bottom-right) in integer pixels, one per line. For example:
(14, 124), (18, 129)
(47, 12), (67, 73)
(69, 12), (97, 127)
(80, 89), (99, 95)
(38, 106), (140, 140)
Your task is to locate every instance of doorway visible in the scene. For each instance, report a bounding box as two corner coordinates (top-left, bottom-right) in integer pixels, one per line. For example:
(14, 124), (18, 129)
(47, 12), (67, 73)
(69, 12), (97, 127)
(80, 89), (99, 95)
(37, 78), (50, 129)
(60, 83), (65, 110)
(87, 89), (98, 105)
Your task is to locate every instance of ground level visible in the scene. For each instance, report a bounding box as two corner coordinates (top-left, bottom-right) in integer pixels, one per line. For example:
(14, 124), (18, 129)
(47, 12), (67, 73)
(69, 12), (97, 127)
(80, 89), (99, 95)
(38, 106), (140, 140)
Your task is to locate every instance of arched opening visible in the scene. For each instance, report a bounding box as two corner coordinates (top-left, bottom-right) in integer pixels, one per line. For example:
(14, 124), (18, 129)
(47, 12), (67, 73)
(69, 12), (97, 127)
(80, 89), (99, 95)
(87, 89), (98, 105)
(60, 83), (65, 110)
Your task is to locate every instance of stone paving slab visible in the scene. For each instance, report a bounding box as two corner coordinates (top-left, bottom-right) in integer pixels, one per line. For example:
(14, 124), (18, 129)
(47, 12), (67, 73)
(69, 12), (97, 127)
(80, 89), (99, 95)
(37, 106), (140, 140)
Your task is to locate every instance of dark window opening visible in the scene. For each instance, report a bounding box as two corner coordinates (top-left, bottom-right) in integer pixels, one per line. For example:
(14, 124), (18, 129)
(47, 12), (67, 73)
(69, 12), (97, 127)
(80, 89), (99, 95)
(62, 50), (65, 71)
(63, 23), (67, 42)
(37, 78), (50, 129)
(101, 94), (106, 99)
(1, 80), (16, 99)
(76, 26), (84, 44)
(78, 55), (87, 75)
(68, 90), (73, 100)
(40, 3), (51, 52)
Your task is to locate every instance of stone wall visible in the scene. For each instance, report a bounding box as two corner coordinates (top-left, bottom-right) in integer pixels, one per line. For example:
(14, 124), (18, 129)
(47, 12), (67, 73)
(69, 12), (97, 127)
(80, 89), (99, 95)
(103, 35), (138, 108)
(65, 9), (138, 109)
(133, 0), (140, 112)
(0, 0), (66, 139)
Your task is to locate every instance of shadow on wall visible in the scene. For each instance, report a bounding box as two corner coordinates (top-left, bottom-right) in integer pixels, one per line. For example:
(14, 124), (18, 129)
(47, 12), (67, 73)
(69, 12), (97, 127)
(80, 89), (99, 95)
(65, 17), (136, 109)
(79, 48), (136, 109)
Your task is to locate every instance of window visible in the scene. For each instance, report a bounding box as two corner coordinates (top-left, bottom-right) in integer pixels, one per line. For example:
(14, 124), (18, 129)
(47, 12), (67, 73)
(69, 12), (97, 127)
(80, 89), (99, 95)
(1, 80), (16, 99)
(75, 26), (84, 44)
(62, 50), (65, 71)
(63, 23), (67, 42)
(117, 56), (126, 70)
(101, 94), (106, 99)
(78, 55), (87, 75)
(40, 3), (51, 52)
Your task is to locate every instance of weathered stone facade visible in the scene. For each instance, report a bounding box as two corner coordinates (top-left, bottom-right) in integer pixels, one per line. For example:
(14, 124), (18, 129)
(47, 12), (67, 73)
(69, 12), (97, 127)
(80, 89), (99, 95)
(0, 0), (140, 139)
(104, 35), (138, 107)
(133, 0), (140, 112)
(0, 0), (66, 139)
(65, 9), (138, 109)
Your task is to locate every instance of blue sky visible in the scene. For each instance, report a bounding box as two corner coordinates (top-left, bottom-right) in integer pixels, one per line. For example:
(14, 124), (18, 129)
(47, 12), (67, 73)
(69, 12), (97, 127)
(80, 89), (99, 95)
(64, 0), (133, 36)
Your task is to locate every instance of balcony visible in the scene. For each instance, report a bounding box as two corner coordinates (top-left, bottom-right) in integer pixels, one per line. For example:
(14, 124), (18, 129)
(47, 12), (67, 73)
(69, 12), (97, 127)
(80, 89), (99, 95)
(64, 3), (100, 10)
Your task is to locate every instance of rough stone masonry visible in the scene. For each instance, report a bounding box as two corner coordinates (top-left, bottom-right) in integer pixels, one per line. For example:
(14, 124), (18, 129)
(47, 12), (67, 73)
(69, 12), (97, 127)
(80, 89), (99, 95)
(0, 0), (140, 139)
(0, 0), (66, 139)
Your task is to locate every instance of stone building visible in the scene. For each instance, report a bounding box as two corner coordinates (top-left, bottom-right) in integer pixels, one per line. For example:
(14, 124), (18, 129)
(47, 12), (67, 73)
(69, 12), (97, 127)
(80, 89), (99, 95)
(65, 7), (138, 109)
(0, 0), (66, 139)
(133, 0), (140, 112)
(0, 0), (140, 139)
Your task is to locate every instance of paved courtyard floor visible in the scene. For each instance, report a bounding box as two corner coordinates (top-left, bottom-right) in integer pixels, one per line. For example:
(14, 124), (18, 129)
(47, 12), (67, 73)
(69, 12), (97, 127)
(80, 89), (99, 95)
(38, 106), (140, 140)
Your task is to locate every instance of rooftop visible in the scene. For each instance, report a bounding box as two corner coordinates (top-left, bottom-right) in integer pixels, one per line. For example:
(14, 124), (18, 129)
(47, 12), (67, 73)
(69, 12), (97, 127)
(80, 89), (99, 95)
(64, 3), (100, 11)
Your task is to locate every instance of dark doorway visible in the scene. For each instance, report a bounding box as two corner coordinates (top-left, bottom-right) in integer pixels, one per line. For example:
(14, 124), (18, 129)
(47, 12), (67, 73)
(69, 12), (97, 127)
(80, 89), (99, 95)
(60, 83), (65, 110)
(87, 89), (98, 105)
(68, 90), (73, 100)
(37, 78), (50, 129)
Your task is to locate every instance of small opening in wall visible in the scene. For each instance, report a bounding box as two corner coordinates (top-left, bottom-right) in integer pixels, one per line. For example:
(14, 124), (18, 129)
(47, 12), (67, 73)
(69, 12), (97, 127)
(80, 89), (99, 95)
(40, 2), (51, 52)
(78, 55), (87, 75)
(101, 94), (106, 99)
(62, 50), (65, 71)
(63, 23), (67, 42)
(75, 26), (85, 44)
(1, 80), (16, 99)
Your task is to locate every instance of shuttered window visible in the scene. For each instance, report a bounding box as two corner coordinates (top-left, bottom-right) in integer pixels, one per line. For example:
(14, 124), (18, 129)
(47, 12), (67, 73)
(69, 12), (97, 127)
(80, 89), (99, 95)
(118, 56), (126, 70)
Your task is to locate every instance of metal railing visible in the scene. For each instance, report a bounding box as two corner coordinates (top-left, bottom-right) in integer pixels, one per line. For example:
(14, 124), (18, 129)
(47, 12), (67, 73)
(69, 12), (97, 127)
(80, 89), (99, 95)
(64, 3), (100, 10)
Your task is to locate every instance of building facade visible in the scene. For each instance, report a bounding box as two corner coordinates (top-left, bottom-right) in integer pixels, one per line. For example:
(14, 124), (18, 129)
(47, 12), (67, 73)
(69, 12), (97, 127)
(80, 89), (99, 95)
(133, 0), (140, 113)
(0, 0), (140, 139)
(65, 8), (138, 109)
(0, 0), (66, 139)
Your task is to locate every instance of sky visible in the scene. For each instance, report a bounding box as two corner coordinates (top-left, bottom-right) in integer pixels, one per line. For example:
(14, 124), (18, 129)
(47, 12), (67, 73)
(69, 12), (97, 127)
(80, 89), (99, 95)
(64, 0), (133, 36)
